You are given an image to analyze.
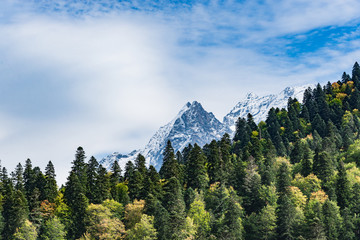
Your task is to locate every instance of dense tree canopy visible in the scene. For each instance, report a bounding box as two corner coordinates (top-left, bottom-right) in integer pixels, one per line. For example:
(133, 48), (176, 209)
(2, 63), (360, 239)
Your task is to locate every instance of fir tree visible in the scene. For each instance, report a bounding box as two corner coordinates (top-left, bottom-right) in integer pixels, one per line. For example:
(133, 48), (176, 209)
(336, 161), (351, 210)
(162, 177), (186, 239)
(44, 161), (58, 203)
(64, 171), (88, 239)
(186, 144), (209, 191)
(159, 140), (180, 180)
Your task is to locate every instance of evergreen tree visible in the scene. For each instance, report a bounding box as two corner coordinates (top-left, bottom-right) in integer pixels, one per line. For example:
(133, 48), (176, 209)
(44, 161), (58, 203)
(322, 200), (342, 240)
(64, 171), (88, 239)
(162, 177), (186, 239)
(300, 143), (313, 177)
(290, 137), (303, 164)
(110, 160), (122, 201)
(206, 140), (223, 184)
(336, 161), (351, 210)
(95, 164), (111, 203)
(234, 117), (251, 148)
(124, 161), (135, 182)
(12, 163), (25, 193)
(159, 140), (180, 179)
(313, 151), (333, 183)
(86, 156), (99, 203)
(340, 208), (356, 240)
(186, 144), (209, 191)
(243, 158), (262, 214)
(23, 158), (36, 205)
(72, 147), (87, 190)
(217, 195), (244, 240)
(2, 181), (28, 239)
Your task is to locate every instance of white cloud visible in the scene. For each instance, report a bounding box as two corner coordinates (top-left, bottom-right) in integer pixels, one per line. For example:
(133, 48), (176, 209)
(0, 0), (359, 184)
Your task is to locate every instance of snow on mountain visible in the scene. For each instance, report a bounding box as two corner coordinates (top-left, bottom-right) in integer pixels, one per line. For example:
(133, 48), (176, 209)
(100, 101), (230, 170)
(101, 85), (311, 171)
(223, 85), (312, 131)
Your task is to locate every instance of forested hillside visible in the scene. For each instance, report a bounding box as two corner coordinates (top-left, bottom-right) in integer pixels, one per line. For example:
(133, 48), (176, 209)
(2, 63), (360, 239)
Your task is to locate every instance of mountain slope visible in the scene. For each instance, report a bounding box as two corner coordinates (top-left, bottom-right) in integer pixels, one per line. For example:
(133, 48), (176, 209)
(223, 85), (311, 131)
(100, 101), (229, 170)
(101, 85), (311, 170)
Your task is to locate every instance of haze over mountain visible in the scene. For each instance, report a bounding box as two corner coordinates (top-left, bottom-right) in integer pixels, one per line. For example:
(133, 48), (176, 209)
(101, 85), (309, 169)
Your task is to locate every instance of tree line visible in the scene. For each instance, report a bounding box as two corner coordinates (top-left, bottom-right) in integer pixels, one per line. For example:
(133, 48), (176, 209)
(2, 62), (360, 239)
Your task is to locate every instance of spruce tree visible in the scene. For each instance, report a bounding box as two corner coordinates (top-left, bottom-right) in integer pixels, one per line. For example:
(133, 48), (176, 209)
(162, 177), (186, 239)
(64, 171), (88, 239)
(110, 160), (122, 201)
(86, 156), (99, 203)
(186, 144), (209, 191)
(159, 140), (179, 180)
(322, 200), (342, 240)
(44, 161), (58, 203)
(95, 164), (111, 203)
(124, 161), (135, 182)
(336, 161), (351, 210)
(72, 147), (87, 191)
(23, 158), (36, 204)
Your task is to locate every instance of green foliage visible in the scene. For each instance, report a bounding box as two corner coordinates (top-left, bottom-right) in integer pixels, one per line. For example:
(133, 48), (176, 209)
(40, 216), (66, 240)
(186, 144), (209, 191)
(13, 220), (37, 240)
(188, 193), (211, 239)
(84, 203), (126, 240)
(3, 64), (360, 240)
(124, 199), (145, 230)
(126, 214), (157, 240)
(159, 141), (180, 180)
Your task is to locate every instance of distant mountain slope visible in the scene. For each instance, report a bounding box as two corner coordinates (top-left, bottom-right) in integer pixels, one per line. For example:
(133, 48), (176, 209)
(223, 85), (311, 131)
(101, 85), (311, 170)
(100, 101), (230, 170)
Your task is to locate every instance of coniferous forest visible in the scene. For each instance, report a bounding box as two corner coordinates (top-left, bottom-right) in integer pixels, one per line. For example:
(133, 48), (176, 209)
(3, 63), (360, 239)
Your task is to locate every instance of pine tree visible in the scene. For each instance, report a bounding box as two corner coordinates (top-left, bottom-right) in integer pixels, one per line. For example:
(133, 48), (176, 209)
(44, 161), (58, 203)
(124, 161), (135, 182)
(72, 147), (87, 190)
(145, 195), (170, 240)
(336, 161), (351, 210)
(64, 171), (88, 239)
(162, 177), (186, 239)
(205, 140), (223, 184)
(277, 163), (291, 195)
(2, 180), (28, 239)
(159, 140), (180, 180)
(322, 200), (342, 240)
(186, 144), (209, 191)
(340, 208), (356, 240)
(313, 151), (333, 183)
(218, 195), (244, 240)
(95, 164), (110, 203)
(110, 160), (122, 201)
(290, 137), (303, 164)
(234, 117), (251, 148)
(86, 156), (99, 203)
(243, 158), (262, 214)
(23, 158), (36, 205)
(300, 143), (313, 177)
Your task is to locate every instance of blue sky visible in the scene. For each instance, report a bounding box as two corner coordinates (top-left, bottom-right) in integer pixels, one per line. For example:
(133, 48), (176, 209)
(0, 0), (360, 183)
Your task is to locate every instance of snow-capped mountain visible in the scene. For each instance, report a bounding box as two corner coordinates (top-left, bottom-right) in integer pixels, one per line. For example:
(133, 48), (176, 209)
(101, 85), (311, 170)
(100, 101), (230, 170)
(223, 85), (311, 131)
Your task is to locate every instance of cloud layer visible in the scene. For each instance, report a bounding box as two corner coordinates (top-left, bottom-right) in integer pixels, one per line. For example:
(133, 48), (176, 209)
(0, 0), (360, 184)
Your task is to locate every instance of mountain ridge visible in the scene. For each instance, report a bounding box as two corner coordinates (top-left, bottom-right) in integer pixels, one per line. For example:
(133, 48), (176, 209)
(100, 85), (311, 170)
